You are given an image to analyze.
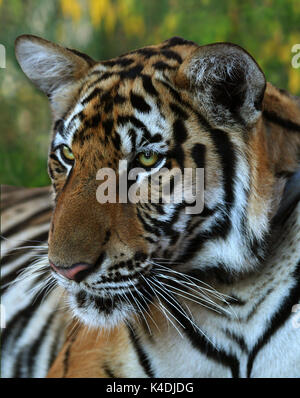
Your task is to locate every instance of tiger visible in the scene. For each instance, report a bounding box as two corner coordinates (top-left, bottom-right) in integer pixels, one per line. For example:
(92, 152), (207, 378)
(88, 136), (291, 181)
(1, 34), (300, 378)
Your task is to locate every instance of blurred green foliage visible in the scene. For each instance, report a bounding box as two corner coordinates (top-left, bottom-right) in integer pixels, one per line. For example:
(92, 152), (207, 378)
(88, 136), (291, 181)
(0, 0), (300, 187)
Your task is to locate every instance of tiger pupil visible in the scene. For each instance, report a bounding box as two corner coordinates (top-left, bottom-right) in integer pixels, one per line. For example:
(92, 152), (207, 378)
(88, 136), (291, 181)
(62, 145), (74, 161)
(138, 151), (158, 167)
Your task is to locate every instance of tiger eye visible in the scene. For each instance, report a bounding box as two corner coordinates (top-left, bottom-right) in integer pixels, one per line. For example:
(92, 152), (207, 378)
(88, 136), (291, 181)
(138, 152), (158, 167)
(61, 145), (74, 161)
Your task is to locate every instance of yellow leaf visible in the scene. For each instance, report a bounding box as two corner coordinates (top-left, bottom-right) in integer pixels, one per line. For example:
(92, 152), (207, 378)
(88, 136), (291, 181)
(104, 3), (116, 34)
(288, 67), (300, 94)
(123, 15), (145, 37)
(89, 0), (109, 27)
(117, 0), (134, 18)
(164, 14), (178, 33)
(60, 0), (81, 23)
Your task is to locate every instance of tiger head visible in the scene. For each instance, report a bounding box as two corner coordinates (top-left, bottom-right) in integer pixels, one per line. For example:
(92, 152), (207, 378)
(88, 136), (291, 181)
(15, 35), (300, 328)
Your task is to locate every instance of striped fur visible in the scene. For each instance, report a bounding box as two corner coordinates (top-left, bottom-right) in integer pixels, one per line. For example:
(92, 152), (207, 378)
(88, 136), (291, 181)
(49, 194), (300, 377)
(1, 186), (69, 377)
(1, 36), (300, 377)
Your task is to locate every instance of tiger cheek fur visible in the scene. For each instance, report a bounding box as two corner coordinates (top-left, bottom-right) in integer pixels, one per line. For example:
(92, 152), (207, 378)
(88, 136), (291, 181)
(14, 35), (300, 331)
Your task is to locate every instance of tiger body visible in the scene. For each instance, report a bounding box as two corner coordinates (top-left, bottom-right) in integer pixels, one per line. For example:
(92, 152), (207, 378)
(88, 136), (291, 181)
(1, 36), (300, 378)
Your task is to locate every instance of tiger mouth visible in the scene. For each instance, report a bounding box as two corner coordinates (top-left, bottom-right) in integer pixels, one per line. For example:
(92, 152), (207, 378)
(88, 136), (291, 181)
(84, 269), (154, 299)
(59, 264), (154, 322)
(75, 283), (152, 314)
(67, 274), (155, 328)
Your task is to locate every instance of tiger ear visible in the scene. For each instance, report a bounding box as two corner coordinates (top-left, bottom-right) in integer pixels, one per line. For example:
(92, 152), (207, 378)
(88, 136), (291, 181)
(175, 42), (266, 129)
(15, 34), (95, 118)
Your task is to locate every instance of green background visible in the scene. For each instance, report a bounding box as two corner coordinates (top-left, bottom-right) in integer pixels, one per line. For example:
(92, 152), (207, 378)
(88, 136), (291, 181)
(1, 0), (300, 187)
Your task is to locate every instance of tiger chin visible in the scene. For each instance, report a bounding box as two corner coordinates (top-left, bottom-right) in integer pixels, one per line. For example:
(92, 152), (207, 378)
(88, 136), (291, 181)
(54, 262), (153, 329)
(67, 292), (136, 329)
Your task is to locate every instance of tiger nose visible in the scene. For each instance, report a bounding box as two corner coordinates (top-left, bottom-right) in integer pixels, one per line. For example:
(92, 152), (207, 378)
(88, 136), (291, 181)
(49, 261), (94, 282)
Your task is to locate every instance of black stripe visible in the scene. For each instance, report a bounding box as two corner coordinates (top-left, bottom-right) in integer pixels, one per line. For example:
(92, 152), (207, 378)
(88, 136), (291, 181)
(114, 93), (126, 105)
(242, 287), (274, 322)
(128, 128), (137, 152)
(163, 295), (240, 377)
(162, 36), (196, 48)
(127, 324), (154, 377)
(13, 345), (31, 377)
(161, 49), (182, 63)
(160, 80), (182, 102)
(81, 87), (102, 105)
(173, 119), (188, 144)
(247, 259), (300, 377)
(53, 119), (65, 136)
(140, 211), (166, 235)
(191, 143), (206, 170)
(225, 294), (246, 306)
(1, 246), (49, 298)
(144, 235), (155, 244)
(27, 312), (56, 377)
(117, 115), (151, 141)
(62, 333), (78, 378)
(66, 48), (95, 66)
(63, 112), (84, 139)
(119, 64), (144, 79)
(1, 231), (48, 268)
(130, 92), (151, 113)
(112, 132), (121, 151)
(104, 363), (116, 377)
(224, 329), (248, 353)
(168, 145), (185, 171)
(1, 256), (47, 296)
(186, 265), (244, 286)
(210, 129), (236, 220)
(92, 71), (113, 84)
(176, 128), (236, 264)
(141, 74), (158, 97)
(1, 189), (50, 212)
(91, 64), (144, 85)
(48, 322), (64, 371)
(49, 153), (60, 163)
(1, 206), (52, 240)
(152, 61), (176, 71)
(170, 103), (188, 120)
(136, 48), (157, 58)
(102, 57), (134, 67)
(85, 113), (101, 129)
(93, 267), (150, 286)
(101, 91), (113, 113)
(149, 202), (165, 215)
(102, 118), (114, 137)
(263, 110), (300, 132)
(1, 279), (48, 353)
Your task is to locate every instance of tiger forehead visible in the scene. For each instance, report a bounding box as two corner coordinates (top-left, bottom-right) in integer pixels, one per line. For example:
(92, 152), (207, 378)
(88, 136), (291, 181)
(91, 36), (197, 75)
(70, 74), (169, 151)
(76, 36), (198, 108)
(58, 38), (199, 153)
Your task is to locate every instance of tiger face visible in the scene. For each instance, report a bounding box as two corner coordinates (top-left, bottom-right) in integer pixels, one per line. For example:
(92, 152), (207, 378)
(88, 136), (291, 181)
(15, 35), (300, 328)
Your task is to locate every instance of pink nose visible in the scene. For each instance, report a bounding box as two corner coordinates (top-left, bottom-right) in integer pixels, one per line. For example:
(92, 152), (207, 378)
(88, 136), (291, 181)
(50, 261), (94, 282)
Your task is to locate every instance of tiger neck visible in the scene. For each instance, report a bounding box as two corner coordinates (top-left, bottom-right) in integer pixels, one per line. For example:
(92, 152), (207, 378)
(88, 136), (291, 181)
(138, 196), (300, 340)
(126, 199), (299, 377)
